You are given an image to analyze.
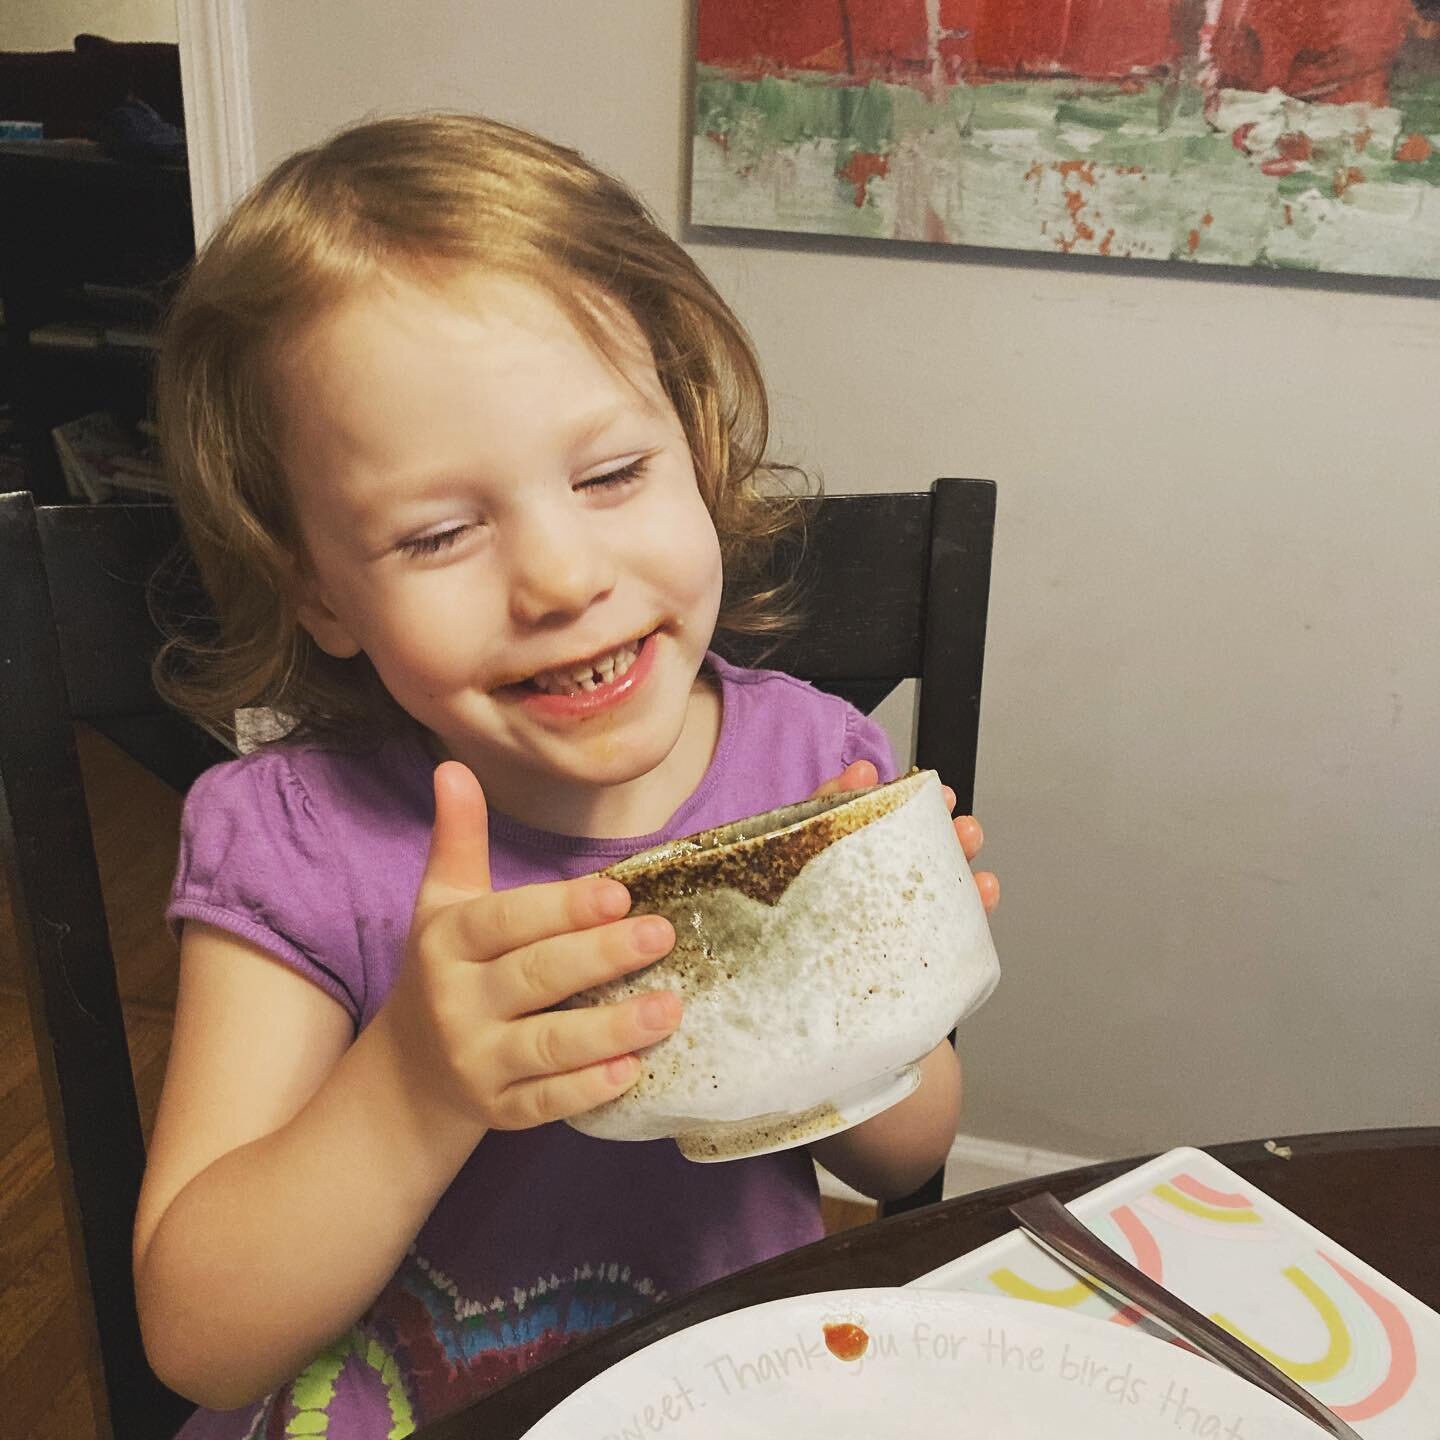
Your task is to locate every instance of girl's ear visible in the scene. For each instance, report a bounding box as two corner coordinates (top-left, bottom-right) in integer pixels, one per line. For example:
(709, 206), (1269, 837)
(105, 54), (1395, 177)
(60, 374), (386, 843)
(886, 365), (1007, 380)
(290, 557), (363, 659)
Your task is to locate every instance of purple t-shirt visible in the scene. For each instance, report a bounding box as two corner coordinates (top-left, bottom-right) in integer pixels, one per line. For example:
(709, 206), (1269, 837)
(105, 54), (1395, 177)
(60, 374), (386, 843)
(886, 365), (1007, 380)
(166, 654), (896, 1438)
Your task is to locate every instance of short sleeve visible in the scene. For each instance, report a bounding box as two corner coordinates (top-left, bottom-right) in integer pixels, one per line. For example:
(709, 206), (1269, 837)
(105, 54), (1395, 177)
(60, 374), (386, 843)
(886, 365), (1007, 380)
(841, 703), (900, 784)
(168, 750), (365, 1025)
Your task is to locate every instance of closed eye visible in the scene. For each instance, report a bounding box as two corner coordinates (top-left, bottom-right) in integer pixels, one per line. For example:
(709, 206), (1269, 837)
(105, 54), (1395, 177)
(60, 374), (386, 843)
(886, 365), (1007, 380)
(396, 524), (472, 558)
(576, 455), (650, 493)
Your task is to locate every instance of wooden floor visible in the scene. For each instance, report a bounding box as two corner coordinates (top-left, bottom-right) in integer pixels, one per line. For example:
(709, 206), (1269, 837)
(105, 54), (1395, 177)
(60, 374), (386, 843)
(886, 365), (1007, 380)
(0, 727), (875, 1438)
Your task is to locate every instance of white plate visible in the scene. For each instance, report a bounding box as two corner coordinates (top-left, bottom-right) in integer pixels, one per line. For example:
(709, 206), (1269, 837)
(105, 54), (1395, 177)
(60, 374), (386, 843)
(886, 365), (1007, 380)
(520, 1287), (1317, 1437)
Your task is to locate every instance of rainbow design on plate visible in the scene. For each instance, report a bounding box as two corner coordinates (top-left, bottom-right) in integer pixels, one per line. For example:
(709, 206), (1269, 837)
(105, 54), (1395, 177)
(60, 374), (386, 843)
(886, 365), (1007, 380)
(913, 1147), (1438, 1436)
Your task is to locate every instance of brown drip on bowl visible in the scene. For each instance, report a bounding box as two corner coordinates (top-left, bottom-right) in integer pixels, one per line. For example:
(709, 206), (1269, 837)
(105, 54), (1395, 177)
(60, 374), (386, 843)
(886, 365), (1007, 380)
(608, 771), (926, 908)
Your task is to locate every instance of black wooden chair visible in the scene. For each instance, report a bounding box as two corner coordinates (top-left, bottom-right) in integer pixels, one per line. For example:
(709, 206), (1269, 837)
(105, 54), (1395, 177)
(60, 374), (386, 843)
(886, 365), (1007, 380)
(0, 476), (993, 1438)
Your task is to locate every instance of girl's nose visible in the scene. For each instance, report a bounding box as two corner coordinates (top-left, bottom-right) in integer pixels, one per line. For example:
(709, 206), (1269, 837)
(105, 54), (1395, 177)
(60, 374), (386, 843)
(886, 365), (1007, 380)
(506, 511), (617, 626)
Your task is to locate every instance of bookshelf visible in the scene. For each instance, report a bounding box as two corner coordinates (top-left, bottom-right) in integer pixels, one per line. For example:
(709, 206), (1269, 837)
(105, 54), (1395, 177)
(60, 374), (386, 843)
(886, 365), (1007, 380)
(0, 141), (193, 504)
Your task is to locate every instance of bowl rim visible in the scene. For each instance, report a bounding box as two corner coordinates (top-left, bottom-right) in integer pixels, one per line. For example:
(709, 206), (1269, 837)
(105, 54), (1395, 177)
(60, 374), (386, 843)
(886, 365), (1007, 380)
(604, 767), (934, 884)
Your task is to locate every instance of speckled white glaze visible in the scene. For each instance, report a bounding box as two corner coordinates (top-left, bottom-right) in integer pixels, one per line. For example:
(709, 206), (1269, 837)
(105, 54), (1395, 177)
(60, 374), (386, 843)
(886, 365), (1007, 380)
(565, 770), (1000, 1159)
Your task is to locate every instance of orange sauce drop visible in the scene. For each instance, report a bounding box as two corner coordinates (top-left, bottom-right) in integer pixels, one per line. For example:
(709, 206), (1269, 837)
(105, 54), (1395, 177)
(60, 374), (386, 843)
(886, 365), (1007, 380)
(823, 1321), (870, 1362)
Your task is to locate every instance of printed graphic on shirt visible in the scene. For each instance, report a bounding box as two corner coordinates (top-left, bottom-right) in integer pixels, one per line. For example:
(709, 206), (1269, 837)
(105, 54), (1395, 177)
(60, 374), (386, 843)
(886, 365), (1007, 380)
(243, 1249), (663, 1439)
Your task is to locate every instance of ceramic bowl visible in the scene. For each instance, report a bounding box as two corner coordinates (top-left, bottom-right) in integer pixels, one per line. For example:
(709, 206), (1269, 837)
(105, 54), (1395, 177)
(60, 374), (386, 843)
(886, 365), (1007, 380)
(565, 769), (999, 1161)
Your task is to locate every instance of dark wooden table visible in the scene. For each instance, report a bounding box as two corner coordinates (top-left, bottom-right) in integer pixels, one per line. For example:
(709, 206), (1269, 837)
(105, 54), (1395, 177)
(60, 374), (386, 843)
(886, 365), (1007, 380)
(417, 1127), (1440, 1438)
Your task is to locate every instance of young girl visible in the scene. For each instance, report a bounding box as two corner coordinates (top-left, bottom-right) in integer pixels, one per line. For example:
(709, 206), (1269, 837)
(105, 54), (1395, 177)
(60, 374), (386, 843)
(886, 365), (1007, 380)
(136, 113), (998, 1438)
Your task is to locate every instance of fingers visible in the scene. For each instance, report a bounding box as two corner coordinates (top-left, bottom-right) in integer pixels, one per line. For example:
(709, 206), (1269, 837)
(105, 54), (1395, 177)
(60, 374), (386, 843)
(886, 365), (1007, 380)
(486, 911), (676, 1019)
(952, 813), (984, 860)
(418, 762), (494, 907)
(487, 995), (683, 1129)
(441, 871), (633, 966)
(502, 990), (681, 1085)
(488, 1053), (645, 1130)
(810, 759), (878, 800)
(942, 801), (997, 911)
(975, 870), (1000, 914)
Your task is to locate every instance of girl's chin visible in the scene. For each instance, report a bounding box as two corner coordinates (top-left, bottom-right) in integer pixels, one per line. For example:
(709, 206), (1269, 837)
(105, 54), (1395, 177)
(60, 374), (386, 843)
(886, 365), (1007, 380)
(446, 729), (678, 793)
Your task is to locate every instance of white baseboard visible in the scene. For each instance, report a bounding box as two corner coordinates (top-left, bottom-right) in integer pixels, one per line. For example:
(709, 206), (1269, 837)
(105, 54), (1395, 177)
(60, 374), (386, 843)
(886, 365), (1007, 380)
(817, 1134), (1099, 1207)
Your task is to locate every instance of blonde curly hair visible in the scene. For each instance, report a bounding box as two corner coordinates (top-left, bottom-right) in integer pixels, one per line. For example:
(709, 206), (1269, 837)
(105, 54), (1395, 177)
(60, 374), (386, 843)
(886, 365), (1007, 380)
(155, 113), (810, 747)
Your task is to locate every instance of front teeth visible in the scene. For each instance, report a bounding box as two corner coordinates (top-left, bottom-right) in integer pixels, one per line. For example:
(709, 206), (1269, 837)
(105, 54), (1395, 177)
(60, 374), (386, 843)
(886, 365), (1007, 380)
(532, 640), (640, 696)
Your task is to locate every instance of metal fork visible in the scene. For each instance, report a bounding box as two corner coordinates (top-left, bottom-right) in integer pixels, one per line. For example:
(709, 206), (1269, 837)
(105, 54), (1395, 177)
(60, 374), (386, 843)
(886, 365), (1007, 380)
(1008, 1192), (1364, 1440)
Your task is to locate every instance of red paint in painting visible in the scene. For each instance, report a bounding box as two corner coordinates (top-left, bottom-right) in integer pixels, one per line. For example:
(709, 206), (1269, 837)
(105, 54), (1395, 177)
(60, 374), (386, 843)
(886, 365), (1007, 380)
(967, 0), (1066, 74)
(701, 0), (1179, 84)
(697, 0), (849, 75)
(1206, 0), (1415, 105)
(1397, 132), (1434, 163)
(699, 0), (1423, 105)
(839, 149), (890, 205)
(1029, 158), (1109, 253)
(845, 0), (933, 80)
(968, 0), (1179, 79)
(1258, 131), (1314, 176)
(1276, 132), (1315, 163)
(1056, 159), (1098, 186)
(697, 0), (931, 80)
(1333, 165), (1368, 196)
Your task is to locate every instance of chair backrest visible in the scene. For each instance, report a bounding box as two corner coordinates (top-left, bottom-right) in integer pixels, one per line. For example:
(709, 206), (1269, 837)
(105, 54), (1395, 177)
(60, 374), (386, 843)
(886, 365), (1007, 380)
(0, 492), (213, 1440)
(717, 477), (996, 1212)
(0, 477), (993, 1434)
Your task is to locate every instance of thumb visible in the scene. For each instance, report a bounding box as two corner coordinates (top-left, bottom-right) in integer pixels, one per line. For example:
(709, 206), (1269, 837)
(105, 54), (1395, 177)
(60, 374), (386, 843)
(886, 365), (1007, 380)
(419, 761), (493, 905)
(810, 759), (878, 801)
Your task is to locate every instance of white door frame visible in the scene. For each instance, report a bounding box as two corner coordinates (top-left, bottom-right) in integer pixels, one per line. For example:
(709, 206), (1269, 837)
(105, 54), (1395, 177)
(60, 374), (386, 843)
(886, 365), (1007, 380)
(176, 0), (258, 242)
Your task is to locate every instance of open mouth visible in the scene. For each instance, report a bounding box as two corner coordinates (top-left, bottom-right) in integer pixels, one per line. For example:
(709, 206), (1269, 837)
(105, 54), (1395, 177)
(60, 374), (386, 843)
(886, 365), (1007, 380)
(522, 633), (652, 698)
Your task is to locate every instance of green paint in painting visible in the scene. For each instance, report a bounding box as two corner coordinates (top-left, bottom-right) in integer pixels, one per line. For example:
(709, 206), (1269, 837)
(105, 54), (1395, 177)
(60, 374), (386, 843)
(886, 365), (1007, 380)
(1393, 72), (1440, 133)
(696, 71), (895, 152)
(836, 82), (894, 155)
(1053, 97), (1142, 133)
(692, 67), (1440, 280)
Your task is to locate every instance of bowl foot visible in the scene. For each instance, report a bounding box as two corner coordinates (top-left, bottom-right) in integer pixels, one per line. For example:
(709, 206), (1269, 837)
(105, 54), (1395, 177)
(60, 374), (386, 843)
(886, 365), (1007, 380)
(676, 1065), (922, 1163)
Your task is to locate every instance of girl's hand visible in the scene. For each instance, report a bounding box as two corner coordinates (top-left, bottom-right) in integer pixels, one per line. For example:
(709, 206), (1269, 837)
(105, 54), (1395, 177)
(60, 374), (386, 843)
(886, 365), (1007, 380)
(383, 761), (682, 1133)
(812, 761), (1000, 915)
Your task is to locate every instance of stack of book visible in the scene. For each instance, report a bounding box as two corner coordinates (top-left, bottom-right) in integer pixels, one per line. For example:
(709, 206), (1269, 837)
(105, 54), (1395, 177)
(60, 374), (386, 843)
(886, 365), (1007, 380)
(84, 279), (163, 351)
(28, 282), (164, 358)
(51, 411), (168, 503)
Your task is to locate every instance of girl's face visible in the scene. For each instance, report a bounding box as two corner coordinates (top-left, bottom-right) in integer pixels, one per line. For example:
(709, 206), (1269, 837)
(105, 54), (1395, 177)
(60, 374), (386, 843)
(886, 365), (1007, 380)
(277, 269), (725, 834)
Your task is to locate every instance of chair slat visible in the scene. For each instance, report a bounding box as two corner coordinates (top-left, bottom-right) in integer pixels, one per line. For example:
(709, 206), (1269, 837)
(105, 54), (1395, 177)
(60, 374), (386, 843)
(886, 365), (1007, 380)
(36, 502), (184, 716)
(728, 491), (930, 681)
(917, 476), (997, 814)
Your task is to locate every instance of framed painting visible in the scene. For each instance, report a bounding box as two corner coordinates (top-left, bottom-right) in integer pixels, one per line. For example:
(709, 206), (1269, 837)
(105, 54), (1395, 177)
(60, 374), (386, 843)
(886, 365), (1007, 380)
(692, 1), (1440, 279)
